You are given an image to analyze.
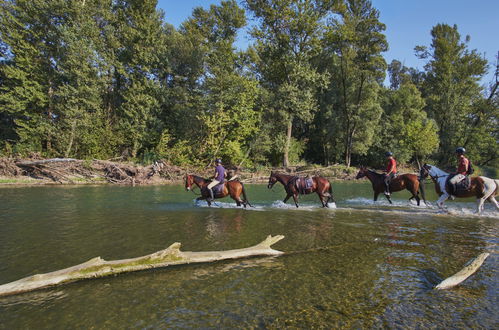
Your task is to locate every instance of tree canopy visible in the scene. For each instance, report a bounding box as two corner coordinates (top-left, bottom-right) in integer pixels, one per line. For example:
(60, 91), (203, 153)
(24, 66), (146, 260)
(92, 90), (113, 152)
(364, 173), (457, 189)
(0, 0), (497, 170)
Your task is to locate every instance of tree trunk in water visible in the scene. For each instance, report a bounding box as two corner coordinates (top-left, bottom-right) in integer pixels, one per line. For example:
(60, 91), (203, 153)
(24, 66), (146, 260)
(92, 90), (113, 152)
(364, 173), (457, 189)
(283, 119), (292, 168)
(0, 235), (285, 297)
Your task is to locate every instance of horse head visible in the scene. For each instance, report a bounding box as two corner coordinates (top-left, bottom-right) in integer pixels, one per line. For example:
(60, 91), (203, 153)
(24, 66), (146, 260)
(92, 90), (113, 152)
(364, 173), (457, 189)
(355, 166), (368, 179)
(185, 174), (194, 191)
(268, 171), (278, 189)
(419, 164), (431, 180)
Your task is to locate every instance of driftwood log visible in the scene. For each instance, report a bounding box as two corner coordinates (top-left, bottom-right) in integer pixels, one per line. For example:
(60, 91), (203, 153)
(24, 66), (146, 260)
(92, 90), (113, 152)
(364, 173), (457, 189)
(435, 252), (490, 290)
(0, 235), (284, 297)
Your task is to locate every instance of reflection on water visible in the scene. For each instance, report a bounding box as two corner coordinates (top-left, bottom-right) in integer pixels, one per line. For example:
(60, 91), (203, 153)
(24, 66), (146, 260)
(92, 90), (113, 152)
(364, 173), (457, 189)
(0, 183), (497, 328)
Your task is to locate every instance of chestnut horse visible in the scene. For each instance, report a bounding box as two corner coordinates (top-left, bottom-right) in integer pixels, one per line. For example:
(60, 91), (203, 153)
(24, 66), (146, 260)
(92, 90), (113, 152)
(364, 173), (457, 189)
(267, 171), (335, 208)
(355, 166), (426, 206)
(419, 163), (499, 213)
(185, 174), (251, 208)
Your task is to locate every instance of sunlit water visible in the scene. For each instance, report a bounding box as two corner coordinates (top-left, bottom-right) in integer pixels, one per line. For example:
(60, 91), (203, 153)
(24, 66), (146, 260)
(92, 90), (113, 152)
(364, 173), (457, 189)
(0, 182), (497, 328)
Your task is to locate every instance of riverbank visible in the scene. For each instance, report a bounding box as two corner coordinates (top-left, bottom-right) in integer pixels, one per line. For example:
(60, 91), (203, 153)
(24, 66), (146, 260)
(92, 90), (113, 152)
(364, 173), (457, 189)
(0, 157), (418, 186)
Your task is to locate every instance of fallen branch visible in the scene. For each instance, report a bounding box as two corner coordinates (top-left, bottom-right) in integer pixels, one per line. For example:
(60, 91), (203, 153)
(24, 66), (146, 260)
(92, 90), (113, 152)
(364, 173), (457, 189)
(0, 235), (284, 297)
(15, 158), (79, 167)
(435, 252), (490, 290)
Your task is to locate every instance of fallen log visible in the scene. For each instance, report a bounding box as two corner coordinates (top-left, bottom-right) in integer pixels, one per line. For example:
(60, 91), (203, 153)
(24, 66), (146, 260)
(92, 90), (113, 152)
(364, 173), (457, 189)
(435, 252), (490, 290)
(15, 158), (79, 167)
(0, 235), (284, 297)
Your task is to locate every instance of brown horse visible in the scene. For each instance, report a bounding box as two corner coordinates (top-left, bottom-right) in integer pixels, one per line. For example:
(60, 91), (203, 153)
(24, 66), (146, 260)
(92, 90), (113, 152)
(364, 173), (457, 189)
(355, 166), (426, 206)
(267, 171), (335, 208)
(185, 174), (251, 208)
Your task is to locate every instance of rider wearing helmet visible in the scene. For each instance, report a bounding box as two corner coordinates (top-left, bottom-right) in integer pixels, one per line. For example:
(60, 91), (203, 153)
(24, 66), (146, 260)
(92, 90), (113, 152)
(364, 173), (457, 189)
(448, 147), (469, 195)
(207, 159), (226, 201)
(384, 152), (397, 196)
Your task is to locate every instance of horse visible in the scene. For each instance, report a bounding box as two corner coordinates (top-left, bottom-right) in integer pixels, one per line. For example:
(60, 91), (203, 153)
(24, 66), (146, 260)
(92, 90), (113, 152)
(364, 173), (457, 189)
(355, 166), (426, 206)
(267, 171), (335, 208)
(419, 163), (499, 213)
(184, 174), (251, 208)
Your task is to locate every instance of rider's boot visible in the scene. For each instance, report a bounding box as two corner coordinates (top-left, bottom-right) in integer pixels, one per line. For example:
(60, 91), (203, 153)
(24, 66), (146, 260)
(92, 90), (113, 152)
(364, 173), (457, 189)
(209, 188), (215, 202)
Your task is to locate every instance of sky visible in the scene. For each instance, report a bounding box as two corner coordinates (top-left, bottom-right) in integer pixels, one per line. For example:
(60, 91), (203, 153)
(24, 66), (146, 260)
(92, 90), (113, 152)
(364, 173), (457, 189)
(157, 0), (499, 85)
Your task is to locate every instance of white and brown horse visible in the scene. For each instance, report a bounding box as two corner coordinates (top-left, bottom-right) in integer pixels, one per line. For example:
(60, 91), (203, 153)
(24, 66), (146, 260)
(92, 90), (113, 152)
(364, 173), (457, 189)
(420, 164), (499, 213)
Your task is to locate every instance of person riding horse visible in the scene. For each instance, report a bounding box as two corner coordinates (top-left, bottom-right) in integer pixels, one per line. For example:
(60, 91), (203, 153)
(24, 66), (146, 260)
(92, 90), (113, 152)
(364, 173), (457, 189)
(384, 152), (397, 196)
(207, 159), (227, 202)
(448, 147), (470, 197)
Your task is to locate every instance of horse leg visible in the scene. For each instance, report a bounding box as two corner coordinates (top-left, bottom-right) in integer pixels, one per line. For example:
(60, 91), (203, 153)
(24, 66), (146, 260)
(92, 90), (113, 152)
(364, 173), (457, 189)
(476, 198), (486, 214)
(384, 193), (393, 204)
(436, 194), (448, 210)
(487, 196), (499, 211)
(317, 192), (326, 207)
(292, 194), (299, 208)
(374, 192), (379, 202)
(283, 194), (291, 204)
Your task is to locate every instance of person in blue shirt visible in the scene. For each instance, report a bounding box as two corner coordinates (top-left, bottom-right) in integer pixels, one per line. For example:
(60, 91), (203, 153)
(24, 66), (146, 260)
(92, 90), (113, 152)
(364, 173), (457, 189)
(207, 159), (226, 201)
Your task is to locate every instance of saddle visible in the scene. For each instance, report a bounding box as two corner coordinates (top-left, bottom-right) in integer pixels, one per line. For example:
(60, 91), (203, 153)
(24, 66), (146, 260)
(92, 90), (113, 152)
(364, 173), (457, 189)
(204, 182), (225, 196)
(446, 175), (471, 195)
(292, 176), (314, 195)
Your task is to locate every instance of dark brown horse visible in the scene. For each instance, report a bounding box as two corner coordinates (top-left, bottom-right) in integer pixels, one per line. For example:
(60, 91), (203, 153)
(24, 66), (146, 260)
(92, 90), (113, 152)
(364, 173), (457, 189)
(355, 166), (426, 206)
(267, 171), (335, 208)
(185, 174), (251, 207)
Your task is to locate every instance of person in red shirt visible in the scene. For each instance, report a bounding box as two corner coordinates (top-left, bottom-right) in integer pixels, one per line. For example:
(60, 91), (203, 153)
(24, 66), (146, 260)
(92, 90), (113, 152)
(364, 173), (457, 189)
(384, 152), (397, 196)
(448, 147), (470, 195)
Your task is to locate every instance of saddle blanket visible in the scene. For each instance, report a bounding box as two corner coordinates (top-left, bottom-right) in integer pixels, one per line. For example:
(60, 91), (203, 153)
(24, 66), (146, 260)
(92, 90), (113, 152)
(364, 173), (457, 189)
(294, 177), (313, 195)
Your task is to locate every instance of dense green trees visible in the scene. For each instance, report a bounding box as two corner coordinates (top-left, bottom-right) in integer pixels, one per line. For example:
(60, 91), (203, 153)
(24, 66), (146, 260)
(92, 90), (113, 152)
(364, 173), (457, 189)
(0, 0), (497, 170)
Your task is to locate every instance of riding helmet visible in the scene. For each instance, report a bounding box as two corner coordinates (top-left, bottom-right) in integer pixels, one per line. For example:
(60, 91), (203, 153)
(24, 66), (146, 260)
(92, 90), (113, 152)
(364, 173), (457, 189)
(385, 151), (393, 157)
(215, 158), (222, 164)
(455, 147), (465, 154)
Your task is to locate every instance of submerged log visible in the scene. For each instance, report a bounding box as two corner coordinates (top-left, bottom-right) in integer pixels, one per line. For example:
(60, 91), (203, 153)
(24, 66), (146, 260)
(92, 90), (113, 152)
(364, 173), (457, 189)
(435, 252), (490, 290)
(0, 235), (284, 297)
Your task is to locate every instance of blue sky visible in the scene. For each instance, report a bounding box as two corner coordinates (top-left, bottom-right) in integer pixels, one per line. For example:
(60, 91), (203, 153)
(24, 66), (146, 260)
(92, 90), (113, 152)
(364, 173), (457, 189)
(157, 0), (498, 85)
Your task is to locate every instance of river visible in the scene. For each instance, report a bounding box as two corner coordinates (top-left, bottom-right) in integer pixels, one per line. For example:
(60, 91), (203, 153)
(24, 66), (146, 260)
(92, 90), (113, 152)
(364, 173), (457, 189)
(0, 182), (497, 328)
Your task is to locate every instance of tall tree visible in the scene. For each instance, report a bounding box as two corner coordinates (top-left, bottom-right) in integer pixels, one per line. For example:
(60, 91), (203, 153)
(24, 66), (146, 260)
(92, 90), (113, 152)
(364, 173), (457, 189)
(322, 0), (388, 167)
(416, 24), (487, 165)
(245, 0), (329, 167)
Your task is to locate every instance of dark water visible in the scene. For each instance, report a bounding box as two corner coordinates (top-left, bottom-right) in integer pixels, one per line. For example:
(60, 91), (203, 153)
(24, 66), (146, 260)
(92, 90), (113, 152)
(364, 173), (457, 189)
(0, 182), (497, 329)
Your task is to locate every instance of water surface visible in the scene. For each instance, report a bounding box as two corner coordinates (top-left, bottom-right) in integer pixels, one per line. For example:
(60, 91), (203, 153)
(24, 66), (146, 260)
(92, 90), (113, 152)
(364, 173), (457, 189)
(0, 182), (497, 328)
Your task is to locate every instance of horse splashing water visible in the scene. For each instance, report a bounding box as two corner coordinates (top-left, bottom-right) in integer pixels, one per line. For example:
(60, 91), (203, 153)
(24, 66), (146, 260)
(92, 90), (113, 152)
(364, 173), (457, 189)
(267, 171), (335, 208)
(185, 174), (251, 207)
(355, 166), (426, 206)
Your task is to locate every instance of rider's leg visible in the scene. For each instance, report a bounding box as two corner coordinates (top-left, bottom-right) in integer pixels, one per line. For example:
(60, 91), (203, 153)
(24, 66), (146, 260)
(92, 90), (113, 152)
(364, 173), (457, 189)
(207, 180), (219, 202)
(448, 174), (465, 196)
(384, 174), (391, 195)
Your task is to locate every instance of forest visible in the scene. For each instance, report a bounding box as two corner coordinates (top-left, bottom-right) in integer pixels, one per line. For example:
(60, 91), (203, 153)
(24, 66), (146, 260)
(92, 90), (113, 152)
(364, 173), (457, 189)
(0, 0), (497, 170)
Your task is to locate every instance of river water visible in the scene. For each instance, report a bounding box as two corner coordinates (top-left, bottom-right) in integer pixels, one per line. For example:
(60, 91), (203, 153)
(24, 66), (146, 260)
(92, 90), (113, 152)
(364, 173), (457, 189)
(0, 182), (497, 328)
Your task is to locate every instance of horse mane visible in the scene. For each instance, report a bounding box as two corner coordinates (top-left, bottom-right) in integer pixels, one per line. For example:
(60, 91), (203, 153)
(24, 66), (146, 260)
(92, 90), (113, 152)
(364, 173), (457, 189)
(367, 169), (384, 177)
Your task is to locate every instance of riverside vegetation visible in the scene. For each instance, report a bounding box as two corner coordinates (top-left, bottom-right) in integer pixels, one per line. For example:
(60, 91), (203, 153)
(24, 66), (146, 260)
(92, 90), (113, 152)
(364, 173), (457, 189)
(0, 0), (497, 172)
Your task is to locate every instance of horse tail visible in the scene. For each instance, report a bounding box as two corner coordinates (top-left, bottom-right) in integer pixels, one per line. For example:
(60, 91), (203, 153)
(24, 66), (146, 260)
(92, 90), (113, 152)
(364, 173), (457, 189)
(328, 181), (335, 203)
(241, 182), (252, 207)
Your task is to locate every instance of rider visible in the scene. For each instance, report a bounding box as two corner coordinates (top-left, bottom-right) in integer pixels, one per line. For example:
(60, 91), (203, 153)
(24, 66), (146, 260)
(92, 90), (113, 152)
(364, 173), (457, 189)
(448, 147), (469, 195)
(384, 152), (397, 196)
(207, 158), (226, 202)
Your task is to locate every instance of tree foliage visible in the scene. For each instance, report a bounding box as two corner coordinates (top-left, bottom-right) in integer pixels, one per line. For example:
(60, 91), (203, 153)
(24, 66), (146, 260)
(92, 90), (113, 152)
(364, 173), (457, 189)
(0, 1), (496, 170)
